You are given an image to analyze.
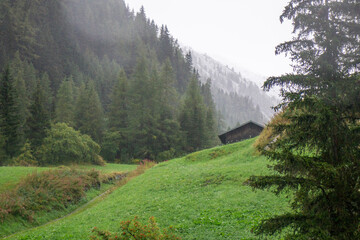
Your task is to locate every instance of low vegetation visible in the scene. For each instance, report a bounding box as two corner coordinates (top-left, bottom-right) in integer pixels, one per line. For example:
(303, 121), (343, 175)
(7, 138), (290, 240)
(38, 123), (104, 166)
(0, 163), (138, 238)
(91, 216), (181, 240)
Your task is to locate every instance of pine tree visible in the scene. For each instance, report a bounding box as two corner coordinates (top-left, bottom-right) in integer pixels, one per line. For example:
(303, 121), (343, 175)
(26, 78), (51, 150)
(105, 69), (130, 162)
(10, 52), (29, 146)
(156, 60), (181, 158)
(0, 66), (21, 161)
(128, 57), (159, 159)
(55, 76), (75, 126)
(75, 81), (104, 143)
(39, 73), (53, 117)
(248, 1), (360, 239)
(108, 70), (129, 131)
(201, 79), (218, 147)
(179, 75), (207, 152)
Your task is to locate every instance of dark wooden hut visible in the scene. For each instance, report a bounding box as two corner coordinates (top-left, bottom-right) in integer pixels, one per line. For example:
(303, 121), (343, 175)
(218, 121), (264, 144)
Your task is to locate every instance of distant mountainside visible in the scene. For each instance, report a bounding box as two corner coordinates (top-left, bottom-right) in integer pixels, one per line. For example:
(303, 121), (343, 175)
(183, 47), (279, 129)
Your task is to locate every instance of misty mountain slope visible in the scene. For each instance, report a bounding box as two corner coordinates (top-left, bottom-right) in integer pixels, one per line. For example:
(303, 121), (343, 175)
(184, 48), (279, 128)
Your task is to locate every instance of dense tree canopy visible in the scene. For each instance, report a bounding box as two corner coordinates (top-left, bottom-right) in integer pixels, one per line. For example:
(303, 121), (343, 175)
(248, 0), (360, 239)
(0, 0), (220, 165)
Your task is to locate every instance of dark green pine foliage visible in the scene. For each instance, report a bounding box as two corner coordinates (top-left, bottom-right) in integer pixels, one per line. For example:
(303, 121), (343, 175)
(10, 52), (29, 146)
(55, 76), (75, 127)
(248, 1), (360, 239)
(0, 66), (21, 161)
(201, 79), (219, 147)
(75, 81), (104, 144)
(128, 57), (159, 159)
(103, 70), (130, 162)
(26, 79), (50, 150)
(179, 75), (207, 152)
(39, 73), (53, 118)
(155, 60), (181, 160)
(108, 70), (129, 131)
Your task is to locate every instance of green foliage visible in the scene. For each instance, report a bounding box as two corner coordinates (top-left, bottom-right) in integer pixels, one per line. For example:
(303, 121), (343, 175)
(0, 0), (221, 165)
(179, 75), (207, 151)
(0, 66), (21, 161)
(39, 123), (102, 166)
(248, 1), (360, 239)
(108, 70), (129, 131)
(26, 78), (51, 149)
(13, 140), (37, 166)
(0, 169), (103, 223)
(75, 81), (105, 144)
(55, 76), (75, 126)
(91, 216), (181, 240)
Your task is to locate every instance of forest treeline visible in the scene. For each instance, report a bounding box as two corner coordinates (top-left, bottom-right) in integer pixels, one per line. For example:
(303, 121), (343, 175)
(0, 0), (219, 165)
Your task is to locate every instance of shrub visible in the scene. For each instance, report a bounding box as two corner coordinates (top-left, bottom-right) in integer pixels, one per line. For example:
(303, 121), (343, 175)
(13, 141), (38, 166)
(253, 111), (289, 152)
(91, 216), (181, 240)
(38, 123), (103, 165)
(0, 169), (103, 222)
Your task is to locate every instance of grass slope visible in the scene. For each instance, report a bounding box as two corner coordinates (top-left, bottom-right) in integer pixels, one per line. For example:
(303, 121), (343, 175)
(6, 138), (289, 240)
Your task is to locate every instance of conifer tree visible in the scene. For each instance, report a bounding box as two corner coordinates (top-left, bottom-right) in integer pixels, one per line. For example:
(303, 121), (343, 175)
(104, 70), (130, 162)
(55, 76), (75, 126)
(201, 79), (218, 146)
(26, 79), (50, 149)
(179, 75), (207, 152)
(75, 81), (104, 143)
(248, 1), (360, 239)
(108, 70), (129, 131)
(0, 66), (21, 161)
(156, 60), (181, 157)
(39, 73), (53, 117)
(10, 52), (29, 146)
(128, 57), (159, 159)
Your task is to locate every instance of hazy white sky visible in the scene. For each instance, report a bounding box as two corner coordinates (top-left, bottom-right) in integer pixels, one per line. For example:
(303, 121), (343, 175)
(126, 0), (293, 78)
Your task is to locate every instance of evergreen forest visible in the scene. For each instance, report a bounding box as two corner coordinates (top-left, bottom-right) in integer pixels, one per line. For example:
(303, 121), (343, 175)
(0, 0), (220, 165)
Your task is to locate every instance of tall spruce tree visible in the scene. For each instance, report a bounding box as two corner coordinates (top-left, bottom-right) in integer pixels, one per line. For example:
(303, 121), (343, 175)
(10, 52), (29, 146)
(75, 81), (104, 143)
(248, 1), (360, 239)
(201, 79), (218, 147)
(156, 60), (181, 158)
(55, 76), (75, 126)
(104, 70), (130, 162)
(108, 70), (129, 131)
(0, 66), (21, 161)
(179, 75), (207, 152)
(128, 57), (159, 159)
(26, 78), (50, 150)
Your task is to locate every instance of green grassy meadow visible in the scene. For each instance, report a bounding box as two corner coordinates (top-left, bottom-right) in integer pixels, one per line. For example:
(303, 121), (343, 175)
(4, 138), (290, 240)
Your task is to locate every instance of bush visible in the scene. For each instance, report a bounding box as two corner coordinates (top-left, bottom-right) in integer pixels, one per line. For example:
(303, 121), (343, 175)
(91, 216), (181, 240)
(13, 141), (38, 166)
(253, 111), (288, 152)
(0, 169), (103, 222)
(39, 123), (103, 166)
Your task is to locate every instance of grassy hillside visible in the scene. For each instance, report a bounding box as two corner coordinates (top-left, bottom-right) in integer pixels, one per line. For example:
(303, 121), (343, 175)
(6, 138), (289, 239)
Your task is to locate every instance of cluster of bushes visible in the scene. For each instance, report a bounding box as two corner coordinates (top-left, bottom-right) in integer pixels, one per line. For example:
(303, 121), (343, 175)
(91, 216), (181, 240)
(0, 169), (113, 222)
(14, 123), (105, 166)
